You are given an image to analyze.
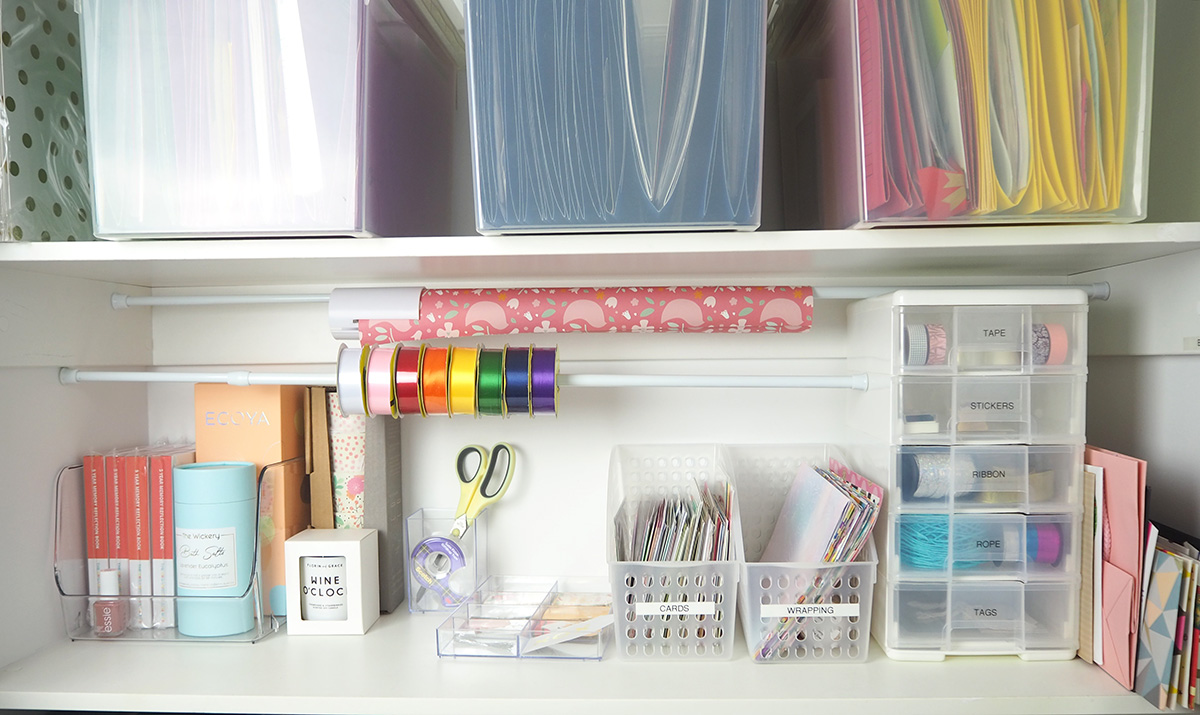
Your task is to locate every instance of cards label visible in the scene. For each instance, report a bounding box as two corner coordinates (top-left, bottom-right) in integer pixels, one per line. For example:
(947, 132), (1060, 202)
(634, 601), (717, 616)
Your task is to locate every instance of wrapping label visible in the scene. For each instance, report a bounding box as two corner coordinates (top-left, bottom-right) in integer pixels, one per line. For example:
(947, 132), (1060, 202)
(760, 602), (860, 619)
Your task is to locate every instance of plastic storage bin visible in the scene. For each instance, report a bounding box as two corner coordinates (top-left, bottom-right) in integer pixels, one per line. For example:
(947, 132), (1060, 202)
(775, 0), (1156, 228)
(886, 579), (1080, 659)
(849, 289), (1090, 376)
(463, 0), (767, 234)
(436, 576), (613, 660)
(894, 445), (1083, 511)
(53, 463), (278, 642)
(404, 507), (489, 613)
(0, 0), (93, 242)
(607, 444), (743, 660)
(892, 512), (1078, 580)
(79, 0), (454, 239)
(731, 444), (876, 663)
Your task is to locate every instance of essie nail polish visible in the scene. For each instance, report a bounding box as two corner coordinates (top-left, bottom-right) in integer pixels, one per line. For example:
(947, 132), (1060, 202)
(93, 568), (127, 638)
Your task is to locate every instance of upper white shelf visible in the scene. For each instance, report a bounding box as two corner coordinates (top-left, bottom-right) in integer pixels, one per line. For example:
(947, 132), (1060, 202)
(0, 611), (1158, 715)
(1, 222), (1198, 289)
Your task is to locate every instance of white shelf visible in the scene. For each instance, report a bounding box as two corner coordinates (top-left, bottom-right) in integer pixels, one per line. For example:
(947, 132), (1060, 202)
(1, 222), (1198, 288)
(0, 611), (1156, 715)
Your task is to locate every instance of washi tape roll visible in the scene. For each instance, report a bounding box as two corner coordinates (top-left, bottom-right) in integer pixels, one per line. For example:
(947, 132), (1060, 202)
(395, 345), (424, 416)
(1033, 323), (1069, 366)
(335, 344), (366, 416)
(504, 347), (531, 416)
(1028, 523), (1063, 566)
(530, 347), (557, 415)
(925, 323), (948, 366)
(420, 346), (451, 416)
(905, 323), (928, 366)
(448, 346), (479, 416)
(365, 345), (396, 417)
(476, 348), (506, 416)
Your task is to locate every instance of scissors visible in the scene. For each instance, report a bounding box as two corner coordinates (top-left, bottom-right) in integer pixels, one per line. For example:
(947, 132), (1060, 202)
(451, 443), (515, 539)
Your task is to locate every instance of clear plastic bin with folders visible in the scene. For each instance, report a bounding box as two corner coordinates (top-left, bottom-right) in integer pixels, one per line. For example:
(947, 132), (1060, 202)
(52, 458), (294, 643)
(774, 0), (1155, 228)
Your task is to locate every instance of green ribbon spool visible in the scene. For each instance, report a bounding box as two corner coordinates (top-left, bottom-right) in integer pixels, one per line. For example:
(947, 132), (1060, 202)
(476, 348), (506, 416)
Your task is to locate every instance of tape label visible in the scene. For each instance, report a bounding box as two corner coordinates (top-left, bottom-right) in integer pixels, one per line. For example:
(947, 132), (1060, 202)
(1185, 337), (1200, 353)
(634, 601), (717, 616)
(760, 603), (861, 619)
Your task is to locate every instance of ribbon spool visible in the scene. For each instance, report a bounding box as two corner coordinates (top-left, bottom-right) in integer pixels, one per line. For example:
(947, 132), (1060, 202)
(476, 348), (506, 416)
(357, 345), (373, 416)
(335, 344), (367, 415)
(448, 346), (479, 416)
(504, 347), (531, 416)
(409, 536), (467, 607)
(530, 347), (558, 415)
(365, 345), (397, 417)
(395, 345), (425, 416)
(421, 347), (451, 416)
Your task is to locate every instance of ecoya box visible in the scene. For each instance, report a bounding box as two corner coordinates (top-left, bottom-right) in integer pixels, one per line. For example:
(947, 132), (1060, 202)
(78, 0), (454, 238)
(194, 384), (308, 617)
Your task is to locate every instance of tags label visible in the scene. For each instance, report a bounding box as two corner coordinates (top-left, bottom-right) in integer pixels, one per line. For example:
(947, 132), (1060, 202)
(634, 601), (717, 616)
(760, 603), (860, 619)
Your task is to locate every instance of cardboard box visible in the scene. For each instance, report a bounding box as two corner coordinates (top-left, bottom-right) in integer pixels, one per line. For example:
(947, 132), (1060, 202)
(194, 384), (309, 617)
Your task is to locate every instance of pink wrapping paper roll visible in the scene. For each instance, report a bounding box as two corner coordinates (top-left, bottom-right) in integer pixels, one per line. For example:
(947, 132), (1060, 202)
(359, 286), (814, 345)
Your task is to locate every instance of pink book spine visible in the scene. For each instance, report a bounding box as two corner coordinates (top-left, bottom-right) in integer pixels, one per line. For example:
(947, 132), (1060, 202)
(104, 453), (128, 594)
(150, 452), (180, 628)
(128, 454), (152, 628)
(82, 455), (109, 596)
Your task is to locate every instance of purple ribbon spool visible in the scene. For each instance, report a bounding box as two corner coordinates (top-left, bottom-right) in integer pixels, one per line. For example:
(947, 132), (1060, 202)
(530, 347), (557, 415)
(410, 536), (467, 606)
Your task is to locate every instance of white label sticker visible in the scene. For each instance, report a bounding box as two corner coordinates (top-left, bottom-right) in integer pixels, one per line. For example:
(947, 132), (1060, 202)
(760, 603), (861, 619)
(1184, 336), (1200, 352)
(634, 601), (717, 616)
(175, 526), (237, 590)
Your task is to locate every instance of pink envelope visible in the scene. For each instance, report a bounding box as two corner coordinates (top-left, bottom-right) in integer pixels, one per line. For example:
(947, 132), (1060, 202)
(1087, 446), (1148, 691)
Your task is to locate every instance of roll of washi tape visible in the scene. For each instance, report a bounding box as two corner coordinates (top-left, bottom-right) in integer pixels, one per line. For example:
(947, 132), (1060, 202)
(1029, 523), (1063, 566)
(925, 323), (948, 366)
(1045, 323), (1069, 366)
(530, 347), (557, 415)
(394, 345), (424, 416)
(410, 535), (467, 607)
(905, 323), (928, 366)
(335, 344), (366, 416)
(366, 345), (396, 417)
(476, 348), (506, 416)
(1032, 323), (1052, 365)
(358, 345), (373, 416)
(504, 347), (531, 416)
(420, 346), (451, 417)
(448, 345), (479, 416)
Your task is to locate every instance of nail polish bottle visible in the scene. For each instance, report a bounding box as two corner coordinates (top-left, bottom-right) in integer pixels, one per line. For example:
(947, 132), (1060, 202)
(93, 568), (127, 638)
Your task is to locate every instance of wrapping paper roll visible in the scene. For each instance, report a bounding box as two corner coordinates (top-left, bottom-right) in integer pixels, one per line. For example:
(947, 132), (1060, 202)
(327, 392), (366, 528)
(358, 286), (814, 344)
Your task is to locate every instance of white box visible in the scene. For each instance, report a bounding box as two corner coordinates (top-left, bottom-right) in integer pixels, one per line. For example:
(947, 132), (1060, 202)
(285, 529), (380, 635)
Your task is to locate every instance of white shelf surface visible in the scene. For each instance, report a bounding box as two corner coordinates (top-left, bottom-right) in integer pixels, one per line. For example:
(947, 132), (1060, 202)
(0, 611), (1157, 715)
(1, 223), (1198, 288)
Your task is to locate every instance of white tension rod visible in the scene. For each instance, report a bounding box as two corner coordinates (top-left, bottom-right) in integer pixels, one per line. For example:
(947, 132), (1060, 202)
(109, 282), (1111, 309)
(58, 367), (871, 391)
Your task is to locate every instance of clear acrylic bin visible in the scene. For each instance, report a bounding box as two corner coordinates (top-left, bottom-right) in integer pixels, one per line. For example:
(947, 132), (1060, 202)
(892, 512), (1079, 580)
(607, 445), (743, 660)
(894, 374), (1086, 444)
(0, 0), (94, 243)
(436, 576), (613, 660)
(79, 0), (453, 238)
(885, 579), (1079, 660)
(776, 0), (1155, 228)
(730, 444), (877, 663)
(463, 0), (767, 234)
(894, 445), (1083, 511)
(54, 462), (279, 642)
(404, 507), (489, 614)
